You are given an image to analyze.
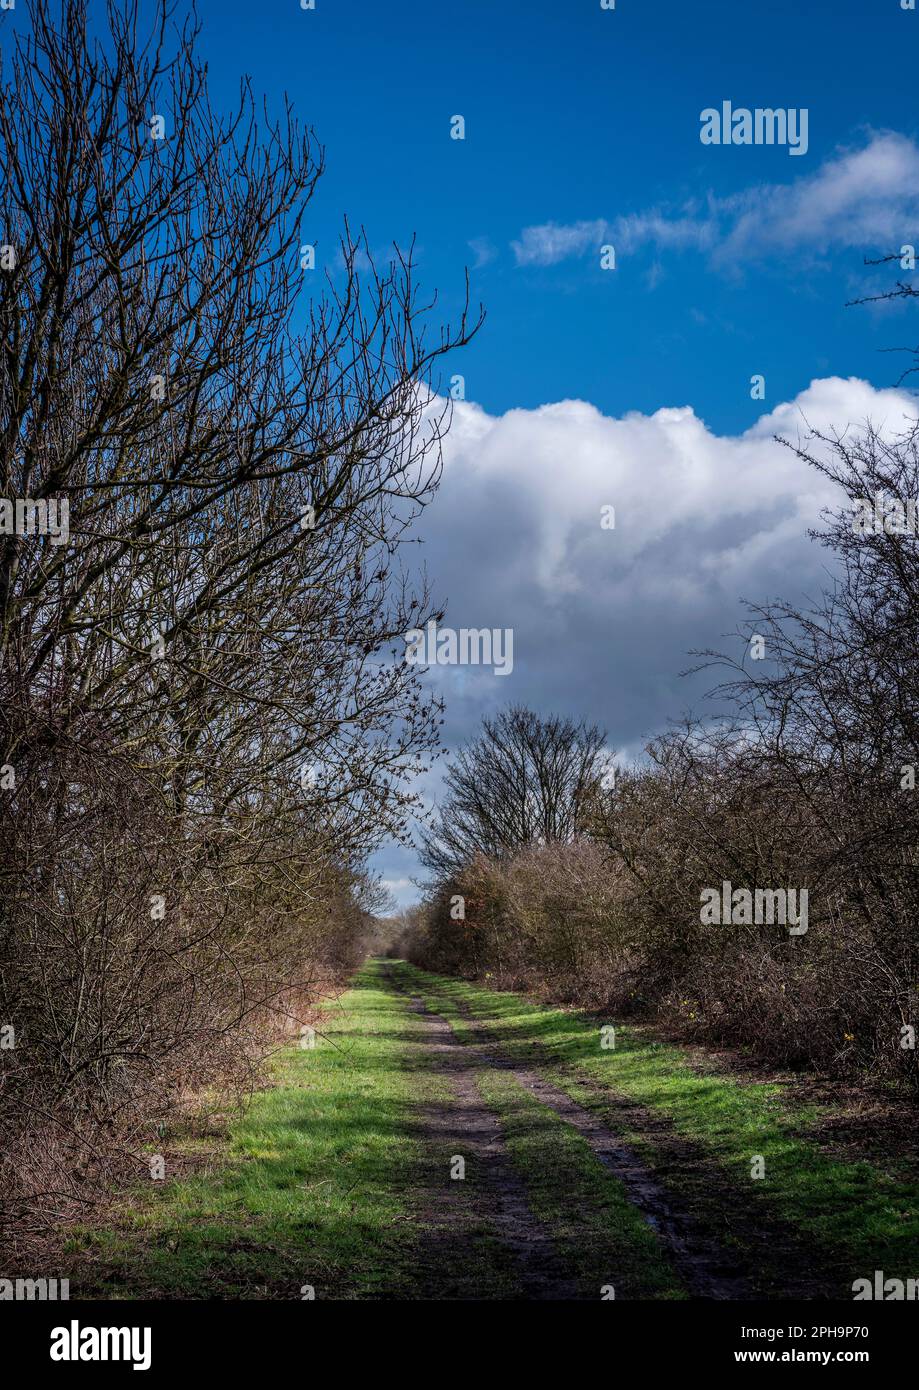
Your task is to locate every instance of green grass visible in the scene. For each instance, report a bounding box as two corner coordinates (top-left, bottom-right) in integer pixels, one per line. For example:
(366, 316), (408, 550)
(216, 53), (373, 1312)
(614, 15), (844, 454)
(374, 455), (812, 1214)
(59, 957), (919, 1300)
(63, 963), (450, 1299)
(396, 961), (919, 1295)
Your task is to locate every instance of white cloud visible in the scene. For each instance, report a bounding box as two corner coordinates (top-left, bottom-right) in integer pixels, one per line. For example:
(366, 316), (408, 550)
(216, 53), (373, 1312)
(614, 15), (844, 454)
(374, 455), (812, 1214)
(510, 132), (919, 268)
(414, 376), (919, 750)
(384, 375), (919, 899)
(511, 218), (609, 267)
(717, 132), (919, 262)
(467, 236), (498, 269)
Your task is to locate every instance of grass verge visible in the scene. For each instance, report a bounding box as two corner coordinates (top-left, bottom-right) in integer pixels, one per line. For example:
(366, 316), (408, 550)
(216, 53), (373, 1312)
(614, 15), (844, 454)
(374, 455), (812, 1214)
(62, 962), (444, 1299)
(396, 961), (919, 1296)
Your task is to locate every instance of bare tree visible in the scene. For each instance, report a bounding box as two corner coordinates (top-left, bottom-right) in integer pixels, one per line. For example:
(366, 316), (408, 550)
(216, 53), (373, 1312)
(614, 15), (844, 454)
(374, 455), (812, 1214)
(420, 705), (607, 878)
(0, 0), (480, 1244)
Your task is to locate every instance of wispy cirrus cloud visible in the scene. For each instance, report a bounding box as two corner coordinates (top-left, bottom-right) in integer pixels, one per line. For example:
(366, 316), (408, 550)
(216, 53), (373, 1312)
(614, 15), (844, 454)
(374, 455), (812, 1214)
(716, 131), (919, 262)
(511, 132), (919, 269)
(510, 218), (610, 267)
(467, 235), (498, 269)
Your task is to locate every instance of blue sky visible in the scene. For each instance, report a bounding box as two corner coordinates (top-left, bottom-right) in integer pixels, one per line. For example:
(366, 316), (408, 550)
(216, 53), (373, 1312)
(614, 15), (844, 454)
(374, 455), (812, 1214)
(196, 0), (919, 429)
(191, 0), (919, 904)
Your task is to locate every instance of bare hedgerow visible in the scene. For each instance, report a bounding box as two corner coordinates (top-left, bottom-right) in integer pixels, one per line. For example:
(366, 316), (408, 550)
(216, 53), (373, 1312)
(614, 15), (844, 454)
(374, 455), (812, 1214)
(0, 0), (478, 1251)
(688, 417), (919, 1086)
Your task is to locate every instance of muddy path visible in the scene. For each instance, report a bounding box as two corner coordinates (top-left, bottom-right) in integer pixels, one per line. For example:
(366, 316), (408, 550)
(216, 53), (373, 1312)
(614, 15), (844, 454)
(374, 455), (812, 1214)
(388, 968), (579, 1299)
(436, 982), (858, 1300)
(383, 963), (752, 1300)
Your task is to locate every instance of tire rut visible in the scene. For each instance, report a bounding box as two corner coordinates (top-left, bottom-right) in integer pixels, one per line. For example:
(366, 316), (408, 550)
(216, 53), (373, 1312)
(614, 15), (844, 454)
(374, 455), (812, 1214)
(444, 991), (849, 1299)
(389, 966), (755, 1300)
(385, 965), (579, 1299)
(469, 1030), (752, 1299)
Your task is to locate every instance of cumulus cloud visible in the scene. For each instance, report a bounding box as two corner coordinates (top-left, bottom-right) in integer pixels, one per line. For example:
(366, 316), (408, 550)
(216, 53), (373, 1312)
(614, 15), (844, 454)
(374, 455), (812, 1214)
(371, 375), (919, 904)
(412, 375), (917, 737)
(510, 132), (919, 268)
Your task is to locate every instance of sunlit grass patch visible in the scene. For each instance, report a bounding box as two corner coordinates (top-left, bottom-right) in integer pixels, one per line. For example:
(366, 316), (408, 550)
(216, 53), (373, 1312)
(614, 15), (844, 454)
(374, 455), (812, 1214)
(64, 963), (441, 1299)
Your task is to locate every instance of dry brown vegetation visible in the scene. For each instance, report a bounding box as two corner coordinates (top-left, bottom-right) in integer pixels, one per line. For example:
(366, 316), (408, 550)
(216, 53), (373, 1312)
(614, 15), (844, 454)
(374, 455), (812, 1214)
(0, 0), (477, 1257)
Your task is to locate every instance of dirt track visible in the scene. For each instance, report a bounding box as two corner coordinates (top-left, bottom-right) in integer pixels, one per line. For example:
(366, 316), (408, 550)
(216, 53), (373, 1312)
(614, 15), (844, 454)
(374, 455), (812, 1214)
(385, 964), (754, 1300)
